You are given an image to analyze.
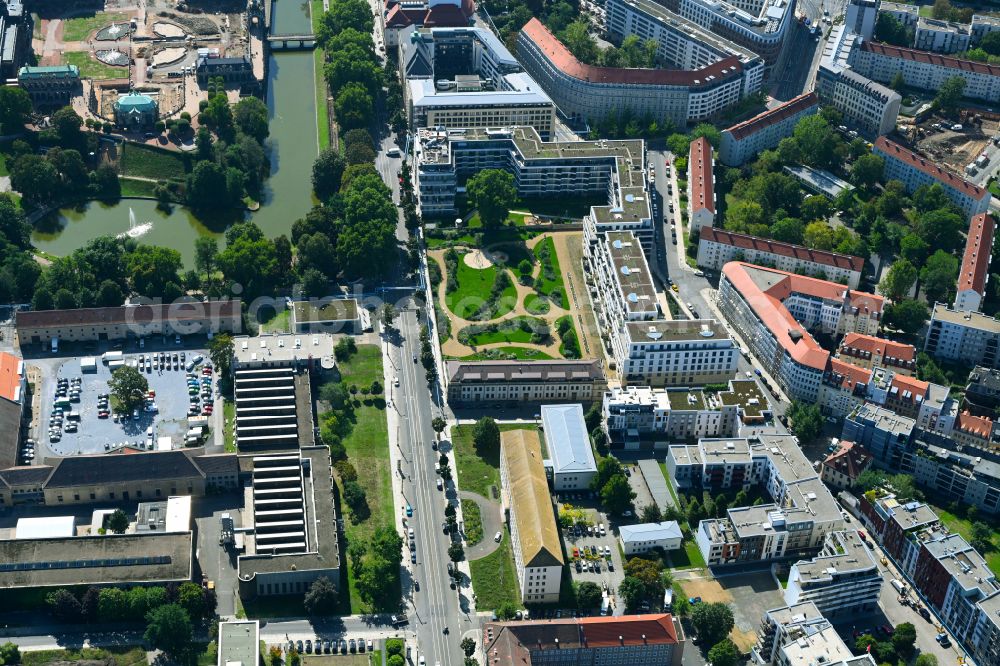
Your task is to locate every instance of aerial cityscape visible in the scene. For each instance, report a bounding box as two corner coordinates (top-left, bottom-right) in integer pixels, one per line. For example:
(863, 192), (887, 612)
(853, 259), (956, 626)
(2, 0), (1000, 665)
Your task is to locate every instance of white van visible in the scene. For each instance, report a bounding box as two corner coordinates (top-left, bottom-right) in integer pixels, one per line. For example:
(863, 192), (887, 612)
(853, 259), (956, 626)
(386, 147), (401, 157)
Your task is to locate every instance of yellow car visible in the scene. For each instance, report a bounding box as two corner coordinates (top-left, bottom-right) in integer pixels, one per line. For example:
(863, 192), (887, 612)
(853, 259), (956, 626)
(671, 284), (679, 292)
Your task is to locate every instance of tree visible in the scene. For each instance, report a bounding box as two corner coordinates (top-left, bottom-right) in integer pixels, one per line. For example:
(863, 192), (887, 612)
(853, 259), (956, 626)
(473, 417), (500, 454)
(466, 169), (517, 228)
(575, 581), (603, 610)
(177, 581), (206, 619)
(850, 154), (884, 190)
(891, 622), (917, 659)
(335, 83), (373, 130)
(46, 588), (82, 622)
(920, 250), (959, 304)
(707, 639), (740, 666)
(600, 474), (636, 516)
(560, 20), (598, 63)
(187, 161), (230, 209)
(316, 0), (374, 45)
(312, 148), (347, 201)
(880, 259), (918, 301)
(448, 542), (465, 562)
(108, 365), (149, 414)
(690, 602), (735, 645)
(0, 643), (20, 666)
(144, 604), (193, 659)
(915, 208), (964, 253)
(769, 217), (805, 244)
(303, 576), (338, 616)
(982, 31), (1000, 56)
(787, 401), (824, 444)
(915, 655), (939, 666)
(127, 245), (182, 297)
(803, 221), (836, 251)
(971, 521), (993, 552)
(195, 236), (219, 281)
(52, 107), (83, 147)
(107, 508), (129, 534)
(0, 86), (30, 133)
(10, 154), (59, 207)
(209, 333), (235, 378)
(672, 594), (690, 618)
(884, 299), (929, 335)
(793, 115), (837, 169)
(890, 71), (906, 91)
(461, 638), (477, 657)
(936, 76), (967, 113)
(899, 233), (929, 266)
(875, 13), (910, 47)
(641, 503), (663, 523)
(233, 96), (269, 143)
(385, 640), (404, 657)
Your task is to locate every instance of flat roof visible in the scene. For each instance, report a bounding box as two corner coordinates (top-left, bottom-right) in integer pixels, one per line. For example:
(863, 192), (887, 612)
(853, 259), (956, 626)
(931, 303), (1000, 333)
(15, 516), (75, 540)
(218, 621), (260, 666)
(291, 299), (358, 324)
(699, 438), (752, 464)
(624, 318), (732, 345)
(233, 333), (336, 366)
(792, 530), (877, 583)
(541, 404), (597, 474)
(604, 232), (658, 313)
(0, 532), (192, 588)
(446, 359), (605, 384)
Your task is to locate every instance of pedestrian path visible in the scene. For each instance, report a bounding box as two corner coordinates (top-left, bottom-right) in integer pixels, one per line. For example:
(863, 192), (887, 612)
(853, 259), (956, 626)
(458, 490), (502, 560)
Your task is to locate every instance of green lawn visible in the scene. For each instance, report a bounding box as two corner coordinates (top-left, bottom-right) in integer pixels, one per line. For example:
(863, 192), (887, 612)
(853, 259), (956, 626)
(454, 346), (554, 361)
(469, 526), (521, 611)
(24, 648), (146, 666)
(223, 399), (235, 452)
(666, 539), (707, 570)
(510, 196), (602, 219)
(458, 316), (547, 346)
(467, 211), (528, 227)
(533, 237), (570, 308)
(62, 51), (128, 80)
(918, 4), (933, 17)
(119, 177), (157, 198)
(61, 12), (128, 42)
(313, 48), (329, 150)
(261, 308), (290, 333)
(334, 345), (393, 612)
(462, 498), (484, 546)
(452, 423), (538, 499)
(0, 152), (10, 177)
(929, 503), (1000, 577)
(524, 292), (550, 314)
(120, 142), (191, 180)
(990, 179), (1000, 199)
(445, 255), (516, 320)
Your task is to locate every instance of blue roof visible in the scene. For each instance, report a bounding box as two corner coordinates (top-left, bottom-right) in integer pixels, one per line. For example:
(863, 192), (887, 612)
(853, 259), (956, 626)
(541, 404), (597, 474)
(619, 521), (683, 543)
(116, 93), (156, 111)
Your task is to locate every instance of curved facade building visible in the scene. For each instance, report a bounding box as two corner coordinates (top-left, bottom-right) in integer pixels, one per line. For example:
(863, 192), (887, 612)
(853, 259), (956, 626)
(516, 16), (761, 126)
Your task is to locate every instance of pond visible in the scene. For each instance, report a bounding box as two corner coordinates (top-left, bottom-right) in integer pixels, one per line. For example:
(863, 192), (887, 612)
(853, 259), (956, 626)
(30, 0), (319, 265)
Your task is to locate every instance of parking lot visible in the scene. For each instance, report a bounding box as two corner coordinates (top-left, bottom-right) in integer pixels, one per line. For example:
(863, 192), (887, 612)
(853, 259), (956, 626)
(39, 344), (214, 458)
(558, 502), (626, 614)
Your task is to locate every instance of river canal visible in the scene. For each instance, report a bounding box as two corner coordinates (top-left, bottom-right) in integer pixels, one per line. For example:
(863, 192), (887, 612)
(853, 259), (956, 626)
(30, 1), (319, 265)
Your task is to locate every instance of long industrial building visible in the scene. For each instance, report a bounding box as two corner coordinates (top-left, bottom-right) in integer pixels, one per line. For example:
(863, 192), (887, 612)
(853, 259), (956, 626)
(516, 10), (762, 128)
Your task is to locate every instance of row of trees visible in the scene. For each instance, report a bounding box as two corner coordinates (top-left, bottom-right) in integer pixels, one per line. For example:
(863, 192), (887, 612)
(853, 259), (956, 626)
(589, 457), (636, 516)
(45, 581), (215, 624)
(315, 0), (382, 131)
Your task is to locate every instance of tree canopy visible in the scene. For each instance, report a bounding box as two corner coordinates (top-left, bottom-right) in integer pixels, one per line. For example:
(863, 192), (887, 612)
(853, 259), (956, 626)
(466, 169), (517, 228)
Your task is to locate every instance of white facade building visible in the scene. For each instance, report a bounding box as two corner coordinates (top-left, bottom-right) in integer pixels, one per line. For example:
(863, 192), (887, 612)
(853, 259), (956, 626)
(620, 521), (683, 554)
(540, 404), (598, 491)
(914, 17), (971, 54)
(783, 530), (882, 619)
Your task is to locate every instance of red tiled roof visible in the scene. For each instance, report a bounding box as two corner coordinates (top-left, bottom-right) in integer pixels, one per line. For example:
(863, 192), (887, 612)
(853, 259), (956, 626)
(520, 18), (743, 87)
(700, 227), (863, 272)
(578, 614), (678, 646)
(874, 136), (987, 200)
(0, 352), (21, 404)
(839, 333), (916, 362)
(890, 374), (929, 404)
(385, 5), (425, 27)
(956, 410), (993, 438)
(725, 92), (819, 141)
(863, 40), (1000, 77)
(822, 441), (872, 480)
(827, 358), (872, 389)
(721, 262), (884, 371)
(959, 213), (995, 298)
(688, 136), (714, 214)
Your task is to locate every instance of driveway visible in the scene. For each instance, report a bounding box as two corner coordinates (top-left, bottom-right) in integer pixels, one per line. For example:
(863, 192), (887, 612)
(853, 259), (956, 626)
(460, 490), (503, 560)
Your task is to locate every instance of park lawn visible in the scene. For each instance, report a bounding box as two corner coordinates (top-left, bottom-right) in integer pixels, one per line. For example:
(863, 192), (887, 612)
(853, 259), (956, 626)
(454, 347), (554, 361)
(524, 292), (550, 315)
(460, 317), (546, 346)
(511, 196), (602, 220)
(223, 399), (235, 452)
(119, 177), (157, 198)
(336, 345), (393, 612)
(313, 48), (329, 150)
(467, 211), (528, 228)
(990, 179), (1000, 199)
(23, 648), (146, 666)
(929, 503), (1000, 577)
(453, 423), (538, 499)
(445, 256), (516, 320)
(469, 526), (522, 611)
(61, 12), (128, 41)
(666, 539), (707, 570)
(62, 51), (128, 80)
(556, 315), (581, 358)
(533, 237), (570, 309)
(261, 308), (290, 333)
(462, 498), (484, 545)
(120, 142), (191, 180)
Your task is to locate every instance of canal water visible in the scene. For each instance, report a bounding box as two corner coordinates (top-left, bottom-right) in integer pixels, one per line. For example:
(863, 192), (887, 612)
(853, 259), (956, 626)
(31, 0), (319, 265)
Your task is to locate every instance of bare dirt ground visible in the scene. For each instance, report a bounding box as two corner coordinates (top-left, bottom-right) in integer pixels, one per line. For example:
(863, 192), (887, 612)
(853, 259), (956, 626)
(915, 118), (999, 172)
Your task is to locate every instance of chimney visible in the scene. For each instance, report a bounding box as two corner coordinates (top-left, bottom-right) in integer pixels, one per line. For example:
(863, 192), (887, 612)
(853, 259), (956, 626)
(642, 635), (647, 645)
(554, 639), (559, 649)
(619, 636), (624, 645)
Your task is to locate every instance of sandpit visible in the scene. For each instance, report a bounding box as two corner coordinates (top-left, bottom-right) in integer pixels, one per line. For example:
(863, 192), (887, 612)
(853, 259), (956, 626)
(463, 249), (494, 269)
(152, 22), (186, 38)
(152, 46), (186, 66)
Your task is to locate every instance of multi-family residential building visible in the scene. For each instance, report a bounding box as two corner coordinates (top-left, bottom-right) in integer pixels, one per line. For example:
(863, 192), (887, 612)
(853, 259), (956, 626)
(668, 434), (844, 566)
(914, 17), (971, 54)
(696, 227), (864, 288)
(383, 0), (472, 47)
(969, 592), (1000, 666)
(816, 26), (901, 138)
(853, 40), (1000, 104)
(717, 262), (884, 401)
(620, 521), (683, 554)
(415, 127), (653, 253)
(590, 231), (661, 331)
(753, 601), (879, 666)
(836, 333), (916, 374)
(845, 0), (879, 40)
(540, 404), (598, 491)
(955, 213), (995, 313)
(820, 441), (873, 490)
(819, 359), (873, 419)
(655, 0), (794, 66)
(874, 137), (991, 217)
(925, 304), (1000, 369)
(499, 429), (564, 604)
(614, 319), (739, 387)
(517, 5), (763, 127)
(445, 360), (606, 405)
(971, 14), (1000, 45)
(880, 2), (918, 30)
(687, 137), (715, 233)
(603, 380), (770, 448)
(965, 366), (1000, 414)
(783, 530), (882, 619)
(482, 615), (685, 666)
(399, 26), (555, 138)
(719, 92), (819, 167)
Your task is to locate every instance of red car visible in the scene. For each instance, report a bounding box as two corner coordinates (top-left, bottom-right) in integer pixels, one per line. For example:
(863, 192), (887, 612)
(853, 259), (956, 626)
(98, 411), (109, 419)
